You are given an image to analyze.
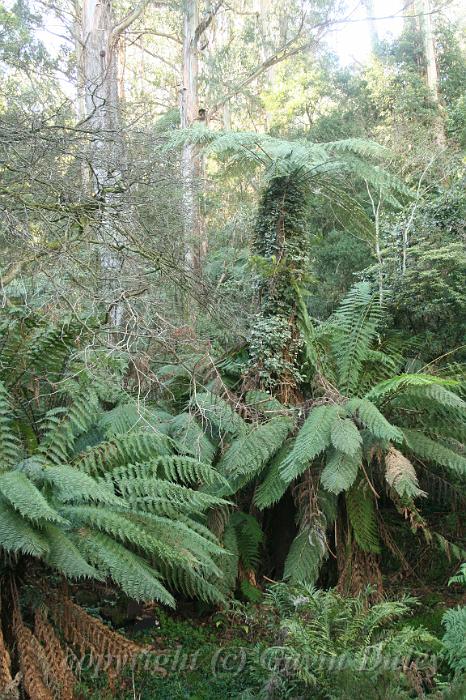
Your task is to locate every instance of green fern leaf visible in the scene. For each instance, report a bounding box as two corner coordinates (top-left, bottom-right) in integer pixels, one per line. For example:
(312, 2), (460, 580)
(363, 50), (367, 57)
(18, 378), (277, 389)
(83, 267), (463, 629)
(402, 428), (466, 477)
(346, 397), (403, 443)
(330, 417), (362, 456)
(283, 526), (327, 584)
(346, 481), (380, 553)
(254, 443), (292, 509)
(0, 500), (49, 556)
(0, 471), (65, 523)
(280, 405), (339, 483)
(321, 449), (360, 495)
(218, 416), (292, 478)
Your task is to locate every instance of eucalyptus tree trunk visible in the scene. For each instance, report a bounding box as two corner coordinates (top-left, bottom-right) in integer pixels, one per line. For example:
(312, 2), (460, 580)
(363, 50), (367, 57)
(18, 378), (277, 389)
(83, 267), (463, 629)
(362, 0), (378, 51)
(79, 0), (126, 327)
(414, 0), (445, 145)
(180, 0), (206, 274)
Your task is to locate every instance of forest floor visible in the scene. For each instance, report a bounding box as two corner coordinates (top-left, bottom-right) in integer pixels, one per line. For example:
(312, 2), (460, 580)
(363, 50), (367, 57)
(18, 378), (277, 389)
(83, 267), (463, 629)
(76, 585), (462, 700)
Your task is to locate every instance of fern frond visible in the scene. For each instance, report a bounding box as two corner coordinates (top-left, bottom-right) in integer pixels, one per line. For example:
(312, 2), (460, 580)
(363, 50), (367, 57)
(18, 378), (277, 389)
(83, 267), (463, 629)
(280, 405), (339, 483)
(283, 526), (327, 584)
(73, 432), (172, 476)
(330, 417), (362, 456)
(254, 443), (292, 509)
(0, 500), (49, 556)
(385, 447), (426, 500)
(44, 525), (101, 579)
(77, 532), (175, 606)
(0, 471), (64, 524)
(321, 449), (360, 495)
(0, 381), (21, 469)
(346, 481), (380, 553)
(332, 282), (381, 394)
(402, 429), (466, 478)
(346, 397), (403, 443)
(218, 416), (292, 478)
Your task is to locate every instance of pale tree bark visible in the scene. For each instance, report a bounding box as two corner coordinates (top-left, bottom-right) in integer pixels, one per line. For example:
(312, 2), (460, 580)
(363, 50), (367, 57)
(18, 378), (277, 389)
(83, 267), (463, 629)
(78, 0), (150, 326)
(180, 0), (220, 273)
(414, 0), (446, 146)
(79, 0), (125, 326)
(362, 0), (379, 51)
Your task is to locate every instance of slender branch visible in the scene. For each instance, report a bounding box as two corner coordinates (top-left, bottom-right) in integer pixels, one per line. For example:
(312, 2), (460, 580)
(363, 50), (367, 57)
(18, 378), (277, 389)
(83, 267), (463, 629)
(111, 0), (167, 41)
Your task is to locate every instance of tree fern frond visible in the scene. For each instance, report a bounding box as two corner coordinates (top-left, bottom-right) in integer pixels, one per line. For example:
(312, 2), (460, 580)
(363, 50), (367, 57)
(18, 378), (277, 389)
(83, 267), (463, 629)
(402, 429), (466, 478)
(254, 443), (292, 509)
(44, 525), (101, 579)
(78, 532), (175, 606)
(280, 405), (339, 483)
(0, 500), (49, 557)
(73, 432), (172, 476)
(321, 449), (360, 495)
(37, 465), (123, 506)
(346, 481), (380, 553)
(346, 398), (403, 443)
(283, 526), (327, 584)
(218, 416), (293, 478)
(0, 471), (65, 524)
(330, 417), (362, 456)
(332, 282), (381, 394)
(366, 373), (459, 402)
(385, 447), (426, 500)
(0, 380), (21, 469)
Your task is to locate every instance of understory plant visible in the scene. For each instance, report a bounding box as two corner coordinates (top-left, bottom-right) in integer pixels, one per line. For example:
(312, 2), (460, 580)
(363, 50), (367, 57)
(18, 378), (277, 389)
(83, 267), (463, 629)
(248, 583), (439, 699)
(0, 306), (228, 699)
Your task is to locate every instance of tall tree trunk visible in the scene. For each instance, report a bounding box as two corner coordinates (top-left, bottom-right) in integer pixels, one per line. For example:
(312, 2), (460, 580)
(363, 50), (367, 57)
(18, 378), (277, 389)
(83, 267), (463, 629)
(362, 0), (378, 51)
(80, 0), (126, 326)
(414, 0), (446, 146)
(180, 0), (206, 274)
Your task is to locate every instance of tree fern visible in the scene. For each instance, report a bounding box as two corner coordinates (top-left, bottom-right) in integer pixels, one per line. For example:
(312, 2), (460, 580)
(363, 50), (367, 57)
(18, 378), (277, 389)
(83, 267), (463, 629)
(402, 428), (466, 478)
(321, 449), (360, 495)
(345, 481), (380, 553)
(217, 416), (293, 479)
(280, 405), (340, 483)
(283, 526), (327, 584)
(345, 397), (403, 443)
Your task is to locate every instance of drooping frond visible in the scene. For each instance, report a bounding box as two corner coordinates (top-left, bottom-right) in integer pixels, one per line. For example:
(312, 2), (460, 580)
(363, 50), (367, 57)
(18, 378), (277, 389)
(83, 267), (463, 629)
(402, 428), (466, 478)
(283, 526), (327, 585)
(385, 447), (426, 500)
(217, 416), (293, 480)
(345, 397), (403, 443)
(330, 417), (362, 456)
(76, 532), (176, 606)
(254, 443), (293, 509)
(321, 449), (360, 495)
(346, 480), (380, 553)
(280, 405), (340, 483)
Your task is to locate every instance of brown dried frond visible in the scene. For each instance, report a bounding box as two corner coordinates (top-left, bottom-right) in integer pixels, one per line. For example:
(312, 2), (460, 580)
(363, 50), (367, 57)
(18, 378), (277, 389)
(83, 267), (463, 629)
(49, 594), (144, 672)
(0, 626), (13, 692)
(13, 614), (53, 700)
(34, 609), (76, 700)
(385, 447), (421, 493)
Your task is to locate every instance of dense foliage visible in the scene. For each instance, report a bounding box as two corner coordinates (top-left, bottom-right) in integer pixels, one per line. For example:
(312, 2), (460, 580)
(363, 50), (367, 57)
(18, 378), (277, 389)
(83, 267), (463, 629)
(0, 0), (465, 698)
